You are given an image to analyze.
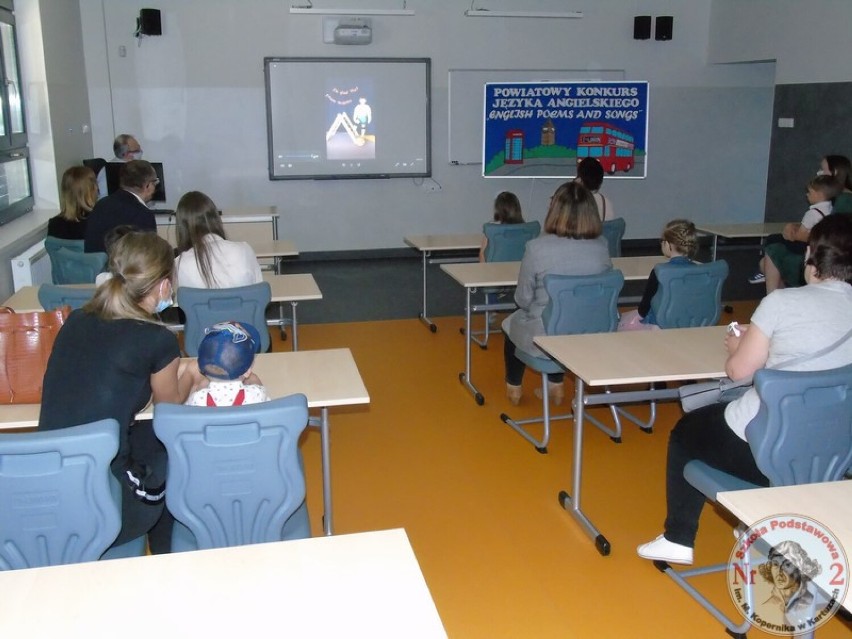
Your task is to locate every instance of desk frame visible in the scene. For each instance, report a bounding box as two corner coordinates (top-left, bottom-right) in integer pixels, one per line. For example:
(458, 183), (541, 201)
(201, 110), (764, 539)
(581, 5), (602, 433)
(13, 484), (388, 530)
(536, 326), (728, 555)
(696, 223), (787, 261)
(404, 235), (482, 333)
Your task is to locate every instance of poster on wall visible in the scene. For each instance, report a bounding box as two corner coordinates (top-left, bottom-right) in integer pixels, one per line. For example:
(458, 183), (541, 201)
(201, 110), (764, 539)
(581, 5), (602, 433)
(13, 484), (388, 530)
(482, 81), (649, 179)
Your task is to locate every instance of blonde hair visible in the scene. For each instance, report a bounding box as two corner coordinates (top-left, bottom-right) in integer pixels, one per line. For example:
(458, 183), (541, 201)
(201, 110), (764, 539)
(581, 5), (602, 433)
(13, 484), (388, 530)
(661, 219), (698, 259)
(84, 232), (174, 322)
(543, 182), (601, 239)
(59, 166), (97, 222)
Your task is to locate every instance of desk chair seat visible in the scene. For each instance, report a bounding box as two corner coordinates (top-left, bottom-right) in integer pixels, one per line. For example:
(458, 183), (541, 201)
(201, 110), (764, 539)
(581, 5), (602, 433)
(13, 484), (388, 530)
(0, 420), (123, 570)
(501, 270), (623, 453)
(37, 284), (97, 310)
(177, 282), (272, 356)
(469, 221), (541, 349)
(601, 218), (626, 258)
(153, 394), (311, 552)
(657, 364), (852, 638)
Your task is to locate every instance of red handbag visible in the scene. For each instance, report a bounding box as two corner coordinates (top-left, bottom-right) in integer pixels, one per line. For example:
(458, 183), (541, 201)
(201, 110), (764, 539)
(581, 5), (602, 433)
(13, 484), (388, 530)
(0, 306), (70, 404)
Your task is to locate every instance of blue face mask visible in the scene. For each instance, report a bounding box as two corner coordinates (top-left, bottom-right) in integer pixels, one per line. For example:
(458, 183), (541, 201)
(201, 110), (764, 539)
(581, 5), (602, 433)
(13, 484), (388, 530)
(154, 281), (173, 314)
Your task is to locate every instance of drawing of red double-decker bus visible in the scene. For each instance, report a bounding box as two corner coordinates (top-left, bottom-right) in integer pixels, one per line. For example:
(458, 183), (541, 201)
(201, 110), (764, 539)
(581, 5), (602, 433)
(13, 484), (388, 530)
(576, 121), (635, 174)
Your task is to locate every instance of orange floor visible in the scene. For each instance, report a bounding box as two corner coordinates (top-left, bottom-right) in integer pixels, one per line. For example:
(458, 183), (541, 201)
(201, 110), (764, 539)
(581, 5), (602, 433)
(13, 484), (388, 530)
(285, 303), (851, 638)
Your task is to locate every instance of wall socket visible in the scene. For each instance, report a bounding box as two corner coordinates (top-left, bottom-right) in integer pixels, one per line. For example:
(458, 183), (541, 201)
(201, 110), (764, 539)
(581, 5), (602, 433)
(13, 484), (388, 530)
(777, 117), (795, 128)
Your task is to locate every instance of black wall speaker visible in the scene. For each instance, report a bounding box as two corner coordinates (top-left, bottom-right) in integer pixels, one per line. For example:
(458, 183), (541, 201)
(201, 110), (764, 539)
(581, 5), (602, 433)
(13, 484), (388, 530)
(633, 16), (651, 40)
(655, 16), (673, 41)
(138, 8), (162, 36)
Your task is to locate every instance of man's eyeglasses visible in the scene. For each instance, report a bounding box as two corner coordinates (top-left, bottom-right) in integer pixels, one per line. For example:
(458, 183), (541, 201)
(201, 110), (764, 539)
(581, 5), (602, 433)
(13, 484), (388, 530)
(150, 178), (160, 186)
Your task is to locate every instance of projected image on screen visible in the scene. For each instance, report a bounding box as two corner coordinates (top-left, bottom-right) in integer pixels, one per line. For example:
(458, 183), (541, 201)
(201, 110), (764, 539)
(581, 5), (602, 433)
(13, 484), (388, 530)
(325, 81), (375, 161)
(264, 57), (431, 180)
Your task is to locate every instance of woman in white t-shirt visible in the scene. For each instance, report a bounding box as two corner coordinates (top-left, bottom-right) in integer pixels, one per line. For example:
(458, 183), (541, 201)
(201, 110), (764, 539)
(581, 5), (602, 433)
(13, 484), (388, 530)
(174, 191), (263, 288)
(637, 214), (852, 567)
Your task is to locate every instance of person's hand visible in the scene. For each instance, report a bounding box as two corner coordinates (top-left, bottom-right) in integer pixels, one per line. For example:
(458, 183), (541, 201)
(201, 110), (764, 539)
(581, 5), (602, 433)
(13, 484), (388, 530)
(243, 371), (263, 387)
(724, 324), (749, 354)
(782, 223), (797, 241)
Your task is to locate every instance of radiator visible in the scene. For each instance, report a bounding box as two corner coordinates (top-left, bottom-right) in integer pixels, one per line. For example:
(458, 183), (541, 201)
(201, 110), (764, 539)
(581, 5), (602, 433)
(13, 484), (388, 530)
(11, 240), (52, 291)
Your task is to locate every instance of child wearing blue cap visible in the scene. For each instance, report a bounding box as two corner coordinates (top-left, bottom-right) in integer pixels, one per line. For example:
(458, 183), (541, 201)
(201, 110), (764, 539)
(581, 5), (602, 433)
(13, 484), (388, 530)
(186, 321), (269, 406)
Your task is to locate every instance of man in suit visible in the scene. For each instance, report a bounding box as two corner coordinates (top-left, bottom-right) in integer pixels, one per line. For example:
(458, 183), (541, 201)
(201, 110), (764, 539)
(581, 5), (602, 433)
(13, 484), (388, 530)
(96, 133), (142, 199)
(84, 160), (158, 253)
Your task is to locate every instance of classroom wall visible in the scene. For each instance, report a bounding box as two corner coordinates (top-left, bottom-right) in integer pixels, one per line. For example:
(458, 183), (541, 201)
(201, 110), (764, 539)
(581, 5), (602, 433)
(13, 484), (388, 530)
(71, 0), (774, 250)
(708, 0), (852, 222)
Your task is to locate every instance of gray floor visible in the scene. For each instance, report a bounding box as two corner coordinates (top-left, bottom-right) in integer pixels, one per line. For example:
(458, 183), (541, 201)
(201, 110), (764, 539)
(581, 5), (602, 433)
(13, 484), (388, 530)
(280, 240), (764, 325)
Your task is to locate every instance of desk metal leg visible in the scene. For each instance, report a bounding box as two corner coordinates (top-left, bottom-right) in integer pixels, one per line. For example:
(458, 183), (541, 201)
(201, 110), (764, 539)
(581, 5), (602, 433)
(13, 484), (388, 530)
(418, 250), (437, 333)
(459, 287), (484, 405)
(290, 301), (299, 351)
(711, 234), (718, 261)
(558, 377), (610, 556)
(310, 407), (334, 536)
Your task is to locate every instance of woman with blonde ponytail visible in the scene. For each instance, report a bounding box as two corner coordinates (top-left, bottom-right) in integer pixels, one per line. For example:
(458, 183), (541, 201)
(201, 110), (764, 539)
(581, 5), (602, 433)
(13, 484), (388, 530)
(39, 232), (206, 554)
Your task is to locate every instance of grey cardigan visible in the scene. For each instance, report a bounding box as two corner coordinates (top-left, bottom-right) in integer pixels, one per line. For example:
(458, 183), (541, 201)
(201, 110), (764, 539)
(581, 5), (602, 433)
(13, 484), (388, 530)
(502, 234), (612, 358)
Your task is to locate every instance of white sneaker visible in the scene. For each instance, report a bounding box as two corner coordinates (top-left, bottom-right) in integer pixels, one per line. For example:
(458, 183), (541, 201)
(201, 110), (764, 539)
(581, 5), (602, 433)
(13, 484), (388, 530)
(637, 534), (694, 565)
(747, 272), (765, 284)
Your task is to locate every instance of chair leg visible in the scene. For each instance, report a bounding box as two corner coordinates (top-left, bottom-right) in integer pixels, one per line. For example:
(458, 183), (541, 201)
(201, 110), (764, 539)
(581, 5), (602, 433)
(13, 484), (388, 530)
(501, 374), (572, 454)
(655, 560), (752, 638)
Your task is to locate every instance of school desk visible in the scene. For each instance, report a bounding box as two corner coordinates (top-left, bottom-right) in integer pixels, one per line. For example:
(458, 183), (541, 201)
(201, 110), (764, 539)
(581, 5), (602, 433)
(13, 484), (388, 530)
(0, 348), (369, 536)
(695, 222), (787, 261)
(1, 272), (321, 351)
(534, 325), (728, 555)
(719, 481), (852, 612)
(0, 528), (447, 638)
(441, 256), (665, 405)
(403, 233), (483, 333)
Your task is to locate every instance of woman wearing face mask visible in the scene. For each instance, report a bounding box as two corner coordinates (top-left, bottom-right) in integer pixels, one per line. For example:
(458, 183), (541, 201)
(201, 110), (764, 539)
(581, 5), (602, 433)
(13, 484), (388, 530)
(39, 232), (206, 554)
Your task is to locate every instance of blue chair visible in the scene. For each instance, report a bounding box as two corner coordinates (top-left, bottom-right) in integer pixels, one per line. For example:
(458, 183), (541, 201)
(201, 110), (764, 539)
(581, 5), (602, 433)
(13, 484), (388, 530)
(177, 282), (272, 356)
(470, 221), (541, 348)
(601, 218), (626, 258)
(0, 420), (123, 569)
(50, 245), (107, 284)
(44, 236), (83, 284)
(651, 259), (729, 328)
(153, 394), (311, 552)
(501, 270), (624, 453)
(657, 363), (852, 638)
(37, 284), (96, 310)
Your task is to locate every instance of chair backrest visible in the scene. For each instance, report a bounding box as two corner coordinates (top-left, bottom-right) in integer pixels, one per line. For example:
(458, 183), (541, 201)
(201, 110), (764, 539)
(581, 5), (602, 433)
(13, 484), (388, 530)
(745, 363), (852, 487)
(44, 236), (84, 284)
(50, 246), (107, 285)
(601, 218), (626, 258)
(153, 394), (311, 551)
(37, 284), (96, 310)
(177, 282), (272, 356)
(651, 259), (729, 329)
(81, 157), (107, 176)
(483, 221), (541, 262)
(0, 419), (122, 570)
(542, 270), (624, 336)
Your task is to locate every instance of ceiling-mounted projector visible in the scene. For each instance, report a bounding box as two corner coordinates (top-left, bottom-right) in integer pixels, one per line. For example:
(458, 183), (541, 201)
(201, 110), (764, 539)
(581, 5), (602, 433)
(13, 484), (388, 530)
(334, 23), (372, 45)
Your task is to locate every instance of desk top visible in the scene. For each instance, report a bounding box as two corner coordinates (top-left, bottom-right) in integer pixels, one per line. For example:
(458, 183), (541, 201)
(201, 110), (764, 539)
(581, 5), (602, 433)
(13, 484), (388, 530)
(251, 239), (298, 258)
(718, 481), (851, 611)
(155, 206), (279, 225)
(535, 325), (729, 386)
(1, 273), (321, 313)
(0, 348), (369, 430)
(404, 234), (483, 252)
(440, 256), (664, 288)
(0, 528), (447, 638)
(695, 223), (787, 238)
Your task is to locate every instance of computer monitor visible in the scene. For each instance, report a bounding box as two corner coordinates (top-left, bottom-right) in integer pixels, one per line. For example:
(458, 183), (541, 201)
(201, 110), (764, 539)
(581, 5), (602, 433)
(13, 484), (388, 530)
(104, 161), (166, 202)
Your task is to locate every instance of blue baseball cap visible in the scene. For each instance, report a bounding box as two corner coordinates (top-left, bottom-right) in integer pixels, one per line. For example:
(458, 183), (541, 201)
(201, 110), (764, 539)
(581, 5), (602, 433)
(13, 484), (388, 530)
(197, 321), (261, 381)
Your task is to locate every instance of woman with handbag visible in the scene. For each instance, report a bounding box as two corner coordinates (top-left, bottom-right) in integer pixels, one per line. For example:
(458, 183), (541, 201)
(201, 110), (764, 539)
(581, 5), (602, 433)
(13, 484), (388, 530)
(38, 232), (206, 554)
(637, 214), (852, 566)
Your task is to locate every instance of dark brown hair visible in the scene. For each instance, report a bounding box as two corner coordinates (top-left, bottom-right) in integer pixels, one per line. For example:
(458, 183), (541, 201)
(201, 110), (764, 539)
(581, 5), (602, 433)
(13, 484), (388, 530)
(493, 191), (524, 224)
(175, 190), (227, 287)
(806, 214), (852, 283)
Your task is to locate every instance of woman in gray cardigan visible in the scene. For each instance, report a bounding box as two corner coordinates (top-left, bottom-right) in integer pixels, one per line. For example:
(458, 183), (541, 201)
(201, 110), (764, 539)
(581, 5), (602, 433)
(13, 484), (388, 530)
(502, 182), (612, 405)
